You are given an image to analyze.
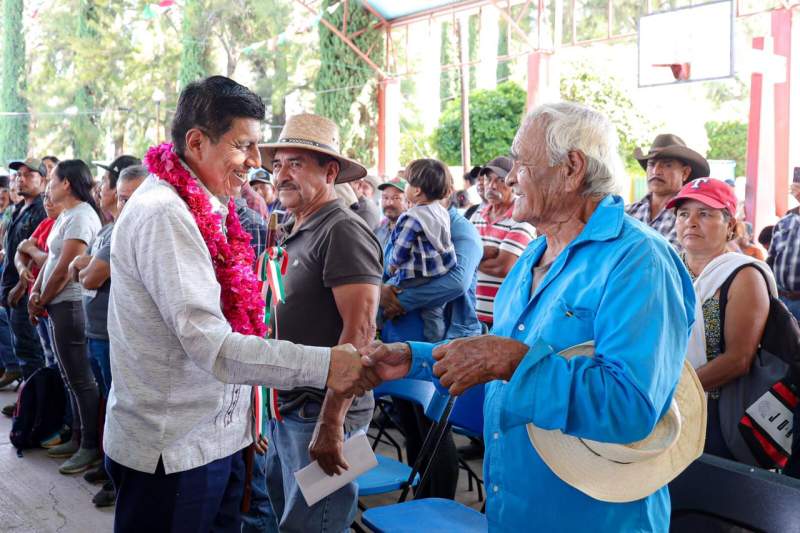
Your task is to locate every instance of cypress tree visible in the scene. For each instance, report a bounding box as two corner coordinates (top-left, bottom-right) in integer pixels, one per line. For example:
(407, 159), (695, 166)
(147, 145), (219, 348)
(439, 21), (458, 110)
(496, 18), (510, 81)
(179, 0), (210, 89)
(315, 0), (384, 166)
(0, 0), (29, 163)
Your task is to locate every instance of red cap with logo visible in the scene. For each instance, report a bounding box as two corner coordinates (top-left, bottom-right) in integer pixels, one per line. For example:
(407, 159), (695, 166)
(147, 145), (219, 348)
(666, 178), (737, 218)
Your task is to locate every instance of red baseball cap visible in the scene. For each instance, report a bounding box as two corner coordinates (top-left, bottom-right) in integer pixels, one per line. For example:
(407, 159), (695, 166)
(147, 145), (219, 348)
(666, 178), (737, 217)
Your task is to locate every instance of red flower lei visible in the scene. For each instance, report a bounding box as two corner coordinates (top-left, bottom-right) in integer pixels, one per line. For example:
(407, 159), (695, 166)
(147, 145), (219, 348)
(144, 143), (266, 337)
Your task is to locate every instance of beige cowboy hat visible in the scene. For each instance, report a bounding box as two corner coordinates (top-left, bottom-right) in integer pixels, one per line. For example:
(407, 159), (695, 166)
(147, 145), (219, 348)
(527, 341), (706, 503)
(259, 113), (367, 184)
(634, 134), (710, 181)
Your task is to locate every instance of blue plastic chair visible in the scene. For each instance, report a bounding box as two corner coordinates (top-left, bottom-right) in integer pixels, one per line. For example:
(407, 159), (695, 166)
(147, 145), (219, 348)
(362, 498), (487, 533)
(448, 384), (485, 501)
(357, 379), (453, 499)
(361, 385), (488, 532)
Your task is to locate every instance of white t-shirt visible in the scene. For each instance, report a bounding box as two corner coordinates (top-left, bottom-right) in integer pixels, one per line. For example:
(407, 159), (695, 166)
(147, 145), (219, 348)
(42, 202), (101, 304)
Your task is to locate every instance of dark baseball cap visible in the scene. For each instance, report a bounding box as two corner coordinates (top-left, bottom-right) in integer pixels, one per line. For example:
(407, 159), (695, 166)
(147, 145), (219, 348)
(97, 155), (141, 178)
(249, 169), (272, 185)
(480, 156), (513, 179)
(9, 158), (47, 177)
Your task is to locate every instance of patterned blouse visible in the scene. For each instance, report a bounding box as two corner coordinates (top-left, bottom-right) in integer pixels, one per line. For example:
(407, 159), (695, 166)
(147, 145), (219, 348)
(686, 259), (723, 398)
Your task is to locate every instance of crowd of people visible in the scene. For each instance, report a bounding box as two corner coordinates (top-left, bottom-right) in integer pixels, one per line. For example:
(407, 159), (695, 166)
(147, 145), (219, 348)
(0, 74), (797, 532)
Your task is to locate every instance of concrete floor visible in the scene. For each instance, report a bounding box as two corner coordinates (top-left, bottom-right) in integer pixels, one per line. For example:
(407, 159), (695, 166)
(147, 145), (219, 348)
(0, 388), (484, 532)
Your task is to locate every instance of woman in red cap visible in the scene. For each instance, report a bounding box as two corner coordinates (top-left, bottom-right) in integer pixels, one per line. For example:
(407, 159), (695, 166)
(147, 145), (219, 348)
(668, 178), (778, 464)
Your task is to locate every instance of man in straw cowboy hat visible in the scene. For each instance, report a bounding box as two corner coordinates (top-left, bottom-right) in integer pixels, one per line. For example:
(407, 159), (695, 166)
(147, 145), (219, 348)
(258, 113), (383, 531)
(104, 78), (376, 531)
(626, 133), (710, 250)
(360, 102), (706, 531)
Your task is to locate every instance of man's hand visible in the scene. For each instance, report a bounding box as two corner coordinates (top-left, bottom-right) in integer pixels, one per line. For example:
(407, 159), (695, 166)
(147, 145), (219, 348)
(380, 285), (405, 320)
(309, 421), (348, 476)
(68, 255), (91, 282)
(432, 335), (528, 395)
(27, 293), (44, 325)
(8, 280), (27, 308)
(326, 343), (381, 397)
(253, 435), (268, 455)
(360, 341), (412, 382)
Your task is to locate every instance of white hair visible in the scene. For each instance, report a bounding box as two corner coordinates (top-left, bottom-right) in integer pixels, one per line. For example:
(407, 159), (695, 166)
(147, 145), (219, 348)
(520, 102), (625, 197)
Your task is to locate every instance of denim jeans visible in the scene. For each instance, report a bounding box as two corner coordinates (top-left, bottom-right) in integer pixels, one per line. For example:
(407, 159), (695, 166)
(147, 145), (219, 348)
(7, 295), (44, 379)
(780, 296), (800, 322)
(0, 305), (19, 373)
(37, 316), (56, 368)
(241, 450), (279, 533)
(87, 338), (111, 399)
(265, 401), (364, 533)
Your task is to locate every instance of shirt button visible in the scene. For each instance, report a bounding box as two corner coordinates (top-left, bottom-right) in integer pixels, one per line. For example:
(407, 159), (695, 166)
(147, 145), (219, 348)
(422, 362), (428, 368)
(493, 432), (499, 440)
(493, 485), (500, 493)
(517, 324), (525, 331)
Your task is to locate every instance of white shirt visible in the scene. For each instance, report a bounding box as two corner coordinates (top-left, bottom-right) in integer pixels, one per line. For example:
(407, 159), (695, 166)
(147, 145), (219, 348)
(104, 172), (331, 474)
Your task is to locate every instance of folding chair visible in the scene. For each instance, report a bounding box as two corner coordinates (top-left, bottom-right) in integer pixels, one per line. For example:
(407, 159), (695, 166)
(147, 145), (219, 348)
(361, 385), (488, 533)
(358, 379), (453, 499)
(368, 384), (406, 462)
(449, 384), (485, 501)
(669, 453), (800, 532)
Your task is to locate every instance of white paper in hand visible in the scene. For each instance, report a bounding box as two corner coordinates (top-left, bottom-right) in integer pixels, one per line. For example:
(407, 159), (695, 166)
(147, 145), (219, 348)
(294, 431), (378, 507)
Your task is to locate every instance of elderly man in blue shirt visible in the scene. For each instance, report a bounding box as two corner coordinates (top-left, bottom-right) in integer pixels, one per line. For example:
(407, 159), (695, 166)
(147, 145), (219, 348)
(361, 102), (699, 532)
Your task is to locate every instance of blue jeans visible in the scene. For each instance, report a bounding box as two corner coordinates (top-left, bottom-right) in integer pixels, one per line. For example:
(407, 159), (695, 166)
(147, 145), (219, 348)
(107, 451), (245, 533)
(0, 306), (19, 373)
(265, 401), (364, 533)
(7, 295), (44, 379)
(780, 296), (800, 322)
(37, 316), (56, 367)
(241, 450), (279, 533)
(87, 338), (111, 399)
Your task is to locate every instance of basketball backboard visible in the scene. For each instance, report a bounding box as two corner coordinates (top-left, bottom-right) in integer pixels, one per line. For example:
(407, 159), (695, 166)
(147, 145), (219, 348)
(638, 0), (734, 88)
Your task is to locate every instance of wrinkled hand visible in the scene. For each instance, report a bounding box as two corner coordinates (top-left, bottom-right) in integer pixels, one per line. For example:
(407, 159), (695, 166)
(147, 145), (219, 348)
(360, 341), (412, 382)
(326, 343), (381, 397)
(432, 335), (528, 395)
(309, 421), (348, 476)
(27, 293), (44, 325)
(17, 265), (34, 284)
(253, 435), (268, 455)
(380, 285), (405, 320)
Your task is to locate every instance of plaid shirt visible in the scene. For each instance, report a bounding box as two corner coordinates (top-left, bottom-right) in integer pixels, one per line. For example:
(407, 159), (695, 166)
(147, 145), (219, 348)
(769, 210), (800, 292)
(625, 194), (680, 250)
(235, 198), (267, 261)
(386, 210), (456, 285)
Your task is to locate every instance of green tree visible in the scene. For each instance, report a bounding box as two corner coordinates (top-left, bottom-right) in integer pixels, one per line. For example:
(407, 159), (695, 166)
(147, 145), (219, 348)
(496, 18), (510, 81)
(433, 81), (526, 166)
(560, 69), (654, 176)
(72, 0), (101, 162)
(440, 21), (458, 107)
(316, 0), (384, 167)
(179, 0), (211, 89)
(705, 120), (747, 174)
(0, 0), (29, 163)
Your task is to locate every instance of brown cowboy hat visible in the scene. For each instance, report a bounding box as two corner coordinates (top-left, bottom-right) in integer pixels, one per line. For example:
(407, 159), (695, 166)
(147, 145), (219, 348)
(259, 113), (367, 184)
(634, 134), (710, 180)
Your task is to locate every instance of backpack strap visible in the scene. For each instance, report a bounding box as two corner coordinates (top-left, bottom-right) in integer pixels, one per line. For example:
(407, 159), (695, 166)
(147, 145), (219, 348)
(719, 263), (771, 354)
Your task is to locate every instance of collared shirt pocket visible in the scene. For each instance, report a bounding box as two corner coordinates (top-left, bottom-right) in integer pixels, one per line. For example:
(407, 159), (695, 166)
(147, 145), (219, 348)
(537, 298), (595, 349)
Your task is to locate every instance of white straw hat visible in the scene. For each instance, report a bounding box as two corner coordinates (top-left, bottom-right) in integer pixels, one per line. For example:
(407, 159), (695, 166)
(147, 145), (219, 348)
(259, 113), (367, 184)
(527, 341), (706, 503)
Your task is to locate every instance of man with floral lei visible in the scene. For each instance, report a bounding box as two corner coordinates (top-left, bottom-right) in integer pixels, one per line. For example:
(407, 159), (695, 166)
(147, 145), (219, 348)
(103, 76), (376, 532)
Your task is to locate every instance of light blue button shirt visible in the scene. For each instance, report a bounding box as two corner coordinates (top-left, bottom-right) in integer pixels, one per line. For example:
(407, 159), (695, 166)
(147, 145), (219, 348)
(406, 195), (695, 532)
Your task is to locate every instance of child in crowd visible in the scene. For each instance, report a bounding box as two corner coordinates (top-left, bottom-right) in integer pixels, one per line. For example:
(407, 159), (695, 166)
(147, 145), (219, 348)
(385, 158), (456, 342)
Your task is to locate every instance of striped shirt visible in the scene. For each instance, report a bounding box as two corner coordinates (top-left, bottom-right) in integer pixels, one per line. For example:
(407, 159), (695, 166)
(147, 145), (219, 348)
(769, 210), (800, 292)
(625, 194), (680, 250)
(472, 205), (536, 323)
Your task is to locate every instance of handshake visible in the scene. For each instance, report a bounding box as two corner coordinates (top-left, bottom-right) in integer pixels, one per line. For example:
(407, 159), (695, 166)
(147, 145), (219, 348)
(324, 335), (530, 397)
(324, 341), (412, 397)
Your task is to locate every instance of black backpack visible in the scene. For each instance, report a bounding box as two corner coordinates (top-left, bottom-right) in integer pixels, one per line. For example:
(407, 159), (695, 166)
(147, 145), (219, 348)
(9, 367), (66, 451)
